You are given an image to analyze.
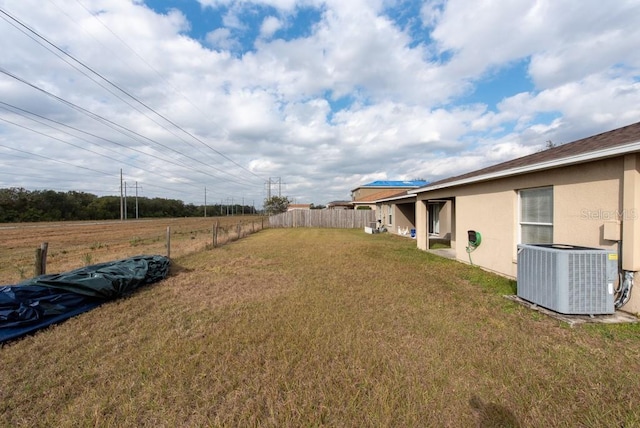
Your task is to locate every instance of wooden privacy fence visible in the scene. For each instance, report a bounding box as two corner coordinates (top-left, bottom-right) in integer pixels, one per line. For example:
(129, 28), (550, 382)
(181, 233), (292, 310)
(269, 209), (376, 228)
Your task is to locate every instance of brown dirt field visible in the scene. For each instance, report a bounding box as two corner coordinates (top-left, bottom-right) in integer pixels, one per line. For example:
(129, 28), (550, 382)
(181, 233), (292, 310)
(0, 216), (265, 285)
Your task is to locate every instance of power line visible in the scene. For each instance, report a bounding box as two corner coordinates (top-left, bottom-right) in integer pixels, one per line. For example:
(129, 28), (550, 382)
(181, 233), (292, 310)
(70, 0), (235, 153)
(0, 68), (256, 188)
(0, 5), (270, 203)
(0, 7), (265, 183)
(0, 141), (115, 177)
(0, 102), (240, 188)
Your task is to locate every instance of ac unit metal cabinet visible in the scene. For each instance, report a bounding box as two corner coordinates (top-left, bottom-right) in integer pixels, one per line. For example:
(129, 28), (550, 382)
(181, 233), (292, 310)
(517, 244), (617, 315)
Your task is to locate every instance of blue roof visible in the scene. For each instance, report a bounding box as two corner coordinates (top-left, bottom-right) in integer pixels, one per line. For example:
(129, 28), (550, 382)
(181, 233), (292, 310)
(361, 180), (429, 188)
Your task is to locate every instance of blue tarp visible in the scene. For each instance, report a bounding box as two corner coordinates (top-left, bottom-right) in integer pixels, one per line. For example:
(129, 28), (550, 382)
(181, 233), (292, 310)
(0, 255), (170, 344)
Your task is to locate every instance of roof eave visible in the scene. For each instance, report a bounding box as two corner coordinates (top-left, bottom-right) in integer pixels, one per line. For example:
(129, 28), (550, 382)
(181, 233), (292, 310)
(375, 194), (417, 203)
(410, 141), (640, 194)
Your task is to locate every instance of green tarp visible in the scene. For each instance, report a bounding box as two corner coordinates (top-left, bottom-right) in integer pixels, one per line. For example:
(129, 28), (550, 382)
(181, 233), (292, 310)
(1, 255), (170, 343)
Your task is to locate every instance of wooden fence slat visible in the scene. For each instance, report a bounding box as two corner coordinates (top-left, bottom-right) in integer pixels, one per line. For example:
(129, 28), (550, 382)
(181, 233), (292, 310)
(268, 210), (375, 229)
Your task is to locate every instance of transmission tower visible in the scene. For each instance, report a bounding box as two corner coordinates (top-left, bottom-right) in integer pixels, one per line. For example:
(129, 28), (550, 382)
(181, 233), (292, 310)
(266, 177), (281, 198)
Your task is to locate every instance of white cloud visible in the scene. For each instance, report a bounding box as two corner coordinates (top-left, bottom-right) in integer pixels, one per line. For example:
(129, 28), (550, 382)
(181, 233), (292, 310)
(205, 27), (241, 50)
(221, 8), (246, 30)
(429, 0), (640, 91)
(1, 0), (639, 205)
(420, 0), (446, 28)
(259, 16), (283, 39)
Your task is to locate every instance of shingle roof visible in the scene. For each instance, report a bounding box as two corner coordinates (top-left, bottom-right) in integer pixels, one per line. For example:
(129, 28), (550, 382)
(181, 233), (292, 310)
(353, 189), (408, 203)
(423, 121), (640, 189)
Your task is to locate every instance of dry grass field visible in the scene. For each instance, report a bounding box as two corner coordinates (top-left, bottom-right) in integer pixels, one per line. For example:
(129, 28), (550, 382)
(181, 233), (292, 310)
(0, 216), (264, 284)
(2, 227), (640, 427)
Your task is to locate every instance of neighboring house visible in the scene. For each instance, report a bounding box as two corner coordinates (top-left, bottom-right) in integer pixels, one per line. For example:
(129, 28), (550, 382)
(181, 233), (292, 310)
(287, 204), (311, 211)
(410, 121), (640, 314)
(352, 189), (407, 211)
(351, 180), (428, 201)
(326, 200), (353, 210)
(351, 180), (428, 212)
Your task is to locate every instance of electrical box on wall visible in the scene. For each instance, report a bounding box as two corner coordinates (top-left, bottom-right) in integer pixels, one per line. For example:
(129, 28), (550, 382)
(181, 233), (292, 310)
(603, 221), (621, 241)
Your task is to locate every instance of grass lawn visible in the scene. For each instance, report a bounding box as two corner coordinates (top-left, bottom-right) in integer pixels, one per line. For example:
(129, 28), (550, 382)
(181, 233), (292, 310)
(2, 228), (639, 427)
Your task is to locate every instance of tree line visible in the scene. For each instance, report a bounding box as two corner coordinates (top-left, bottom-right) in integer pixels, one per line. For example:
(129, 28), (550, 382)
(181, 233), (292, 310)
(0, 188), (258, 222)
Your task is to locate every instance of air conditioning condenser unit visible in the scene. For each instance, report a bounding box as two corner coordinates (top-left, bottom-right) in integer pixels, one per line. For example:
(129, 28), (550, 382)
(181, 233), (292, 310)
(517, 244), (617, 315)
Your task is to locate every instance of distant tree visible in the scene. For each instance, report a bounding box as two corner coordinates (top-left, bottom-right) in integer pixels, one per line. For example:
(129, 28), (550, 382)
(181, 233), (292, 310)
(264, 195), (291, 214)
(87, 196), (120, 219)
(310, 203), (326, 210)
(0, 187), (258, 222)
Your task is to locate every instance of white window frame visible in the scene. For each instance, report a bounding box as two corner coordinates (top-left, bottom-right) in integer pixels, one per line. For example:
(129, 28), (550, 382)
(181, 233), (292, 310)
(519, 186), (553, 244)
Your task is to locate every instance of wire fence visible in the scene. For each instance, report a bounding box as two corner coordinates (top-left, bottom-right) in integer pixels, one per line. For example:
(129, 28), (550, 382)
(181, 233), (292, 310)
(0, 217), (267, 285)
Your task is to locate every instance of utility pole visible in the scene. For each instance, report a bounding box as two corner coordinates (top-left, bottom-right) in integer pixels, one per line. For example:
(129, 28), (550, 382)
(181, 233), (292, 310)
(204, 187), (207, 218)
(124, 181), (128, 220)
(135, 181), (139, 219)
(121, 181), (142, 220)
(136, 181), (138, 220)
(120, 169), (124, 221)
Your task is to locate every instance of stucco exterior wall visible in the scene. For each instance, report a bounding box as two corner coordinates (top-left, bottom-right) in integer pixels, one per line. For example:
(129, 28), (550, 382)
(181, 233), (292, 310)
(416, 200), (428, 250)
(392, 202), (415, 234)
(454, 188), (517, 275)
(376, 201), (415, 235)
(435, 200), (453, 243)
(352, 188), (382, 200)
(415, 156), (640, 314)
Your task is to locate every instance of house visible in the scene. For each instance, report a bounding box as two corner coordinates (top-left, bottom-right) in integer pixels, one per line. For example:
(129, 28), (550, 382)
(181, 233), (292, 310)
(409, 121), (640, 314)
(352, 189), (408, 211)
(351, 180), (428, 200)
(326, 200), (353, 210)
(287, 204), (311, 211)
(351, 180), (428, 211)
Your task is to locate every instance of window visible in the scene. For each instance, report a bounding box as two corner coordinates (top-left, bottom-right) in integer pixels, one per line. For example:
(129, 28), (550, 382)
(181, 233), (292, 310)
(387, 205), (393, 225)
(519, 187), (553, 244)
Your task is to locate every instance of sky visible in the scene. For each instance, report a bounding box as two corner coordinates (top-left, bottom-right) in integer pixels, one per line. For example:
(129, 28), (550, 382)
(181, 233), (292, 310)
(1, 0), (639, 208)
